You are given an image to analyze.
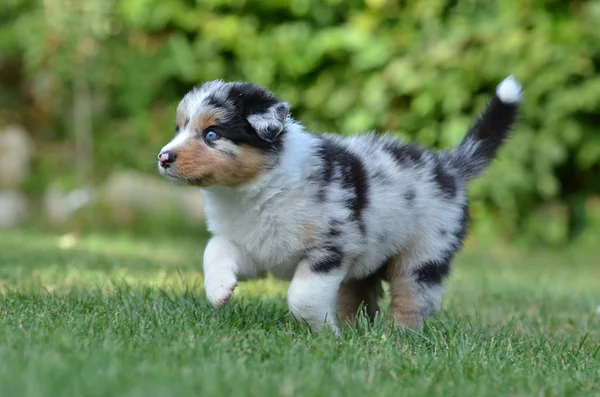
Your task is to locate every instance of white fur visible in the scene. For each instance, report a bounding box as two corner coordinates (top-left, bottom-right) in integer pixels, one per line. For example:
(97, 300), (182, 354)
(161, 128), (190, 154)
(203, 236), (240, 307)
(496, 75), (523, 104)
(287, 260), (345, 333)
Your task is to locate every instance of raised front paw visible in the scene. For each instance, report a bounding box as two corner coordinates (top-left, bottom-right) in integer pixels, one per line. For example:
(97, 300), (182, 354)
(204, 271), (238, 308)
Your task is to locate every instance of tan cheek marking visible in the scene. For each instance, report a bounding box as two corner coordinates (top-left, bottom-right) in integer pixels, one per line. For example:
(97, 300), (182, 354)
(172, 138), (220, 184)
(173, 138), (268, 187)
(211, 145), (268, 187)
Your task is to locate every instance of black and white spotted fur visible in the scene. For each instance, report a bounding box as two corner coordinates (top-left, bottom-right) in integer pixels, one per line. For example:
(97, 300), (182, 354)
(157, 75), (523, 332)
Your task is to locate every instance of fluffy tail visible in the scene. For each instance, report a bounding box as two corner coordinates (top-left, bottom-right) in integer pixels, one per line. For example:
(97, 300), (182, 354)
(449, 75), (523, 181)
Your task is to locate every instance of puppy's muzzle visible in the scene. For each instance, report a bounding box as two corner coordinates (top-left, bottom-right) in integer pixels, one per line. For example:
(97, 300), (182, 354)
(158, 151), (177, 169)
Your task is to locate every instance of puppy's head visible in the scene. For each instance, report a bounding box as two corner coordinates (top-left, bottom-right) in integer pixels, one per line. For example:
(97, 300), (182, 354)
(157, 80), (290, 187)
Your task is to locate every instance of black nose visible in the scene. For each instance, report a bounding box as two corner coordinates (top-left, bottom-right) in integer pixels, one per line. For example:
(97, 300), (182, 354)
(158, 151), (176, 168)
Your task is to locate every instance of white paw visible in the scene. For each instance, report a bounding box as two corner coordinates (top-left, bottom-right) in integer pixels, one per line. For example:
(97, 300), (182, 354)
(204, 271), (237, 308)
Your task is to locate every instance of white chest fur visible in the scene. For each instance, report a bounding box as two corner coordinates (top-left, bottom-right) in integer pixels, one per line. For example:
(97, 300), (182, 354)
(201, 183), (312, 279)
(200, 129), (321, 279)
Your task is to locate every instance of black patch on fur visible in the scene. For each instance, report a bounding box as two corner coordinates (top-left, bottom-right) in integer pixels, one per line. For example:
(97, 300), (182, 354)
(451, 95), (520, 180)
(384, 142), (424, 166)
(447, 203), (470, 252)
(455, 203), (470, 243)
(313, 139), (337, 201)
(339, 157), (369, 234)
(204, 93), (229, 109)
(432, 159), (456, 199)
(327, 220), (343, 238)
(314, 137), (370, 232)
(312, 245), (343, 273)
(404, 188), (416, 203)
(327, 228), (341, 238)
(201, 82), (285, 154)
(414, 256), (451, 285)
(414, 207), (469, 283)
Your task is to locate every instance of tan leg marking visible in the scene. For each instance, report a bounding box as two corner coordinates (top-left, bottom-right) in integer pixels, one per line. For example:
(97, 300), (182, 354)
(299, 221), (316, 246)
(336, 274), (383, 328)
(387, 253), (424, 330)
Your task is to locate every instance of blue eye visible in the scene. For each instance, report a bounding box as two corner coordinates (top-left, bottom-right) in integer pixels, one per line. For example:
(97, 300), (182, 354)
(205, 129), (220, 141)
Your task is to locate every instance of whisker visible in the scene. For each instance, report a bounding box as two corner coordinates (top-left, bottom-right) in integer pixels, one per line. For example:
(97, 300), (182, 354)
(143, 162), (158, 172)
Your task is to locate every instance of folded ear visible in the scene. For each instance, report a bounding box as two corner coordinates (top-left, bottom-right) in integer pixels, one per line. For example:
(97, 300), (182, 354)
(247, 102), (290, 141)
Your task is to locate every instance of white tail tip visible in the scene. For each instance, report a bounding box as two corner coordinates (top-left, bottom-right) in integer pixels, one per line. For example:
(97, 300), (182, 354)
(496, 75), (523, 104)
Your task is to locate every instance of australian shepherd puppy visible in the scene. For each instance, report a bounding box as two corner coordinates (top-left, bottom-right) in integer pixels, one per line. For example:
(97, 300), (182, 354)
(157, 76), (523, 333)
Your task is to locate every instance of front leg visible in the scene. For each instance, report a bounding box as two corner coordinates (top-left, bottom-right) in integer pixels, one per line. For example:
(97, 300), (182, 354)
(203, 236), (243, 308)
(286, 247), (347, 333)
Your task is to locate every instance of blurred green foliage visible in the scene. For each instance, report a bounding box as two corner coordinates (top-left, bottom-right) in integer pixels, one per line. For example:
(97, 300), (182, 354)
(1, 0), (599, 244)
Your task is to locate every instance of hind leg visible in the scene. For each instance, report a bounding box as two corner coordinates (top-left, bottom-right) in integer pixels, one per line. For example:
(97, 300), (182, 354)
(387, 249), (452, 330)
(336, 272), (384, 327)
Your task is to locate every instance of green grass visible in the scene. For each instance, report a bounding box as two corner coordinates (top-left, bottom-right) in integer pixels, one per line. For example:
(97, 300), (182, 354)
(0, 230), (599, 397)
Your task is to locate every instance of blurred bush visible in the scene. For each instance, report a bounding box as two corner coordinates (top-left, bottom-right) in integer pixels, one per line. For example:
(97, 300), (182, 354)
(0, 0), (599, 244)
